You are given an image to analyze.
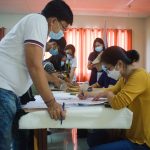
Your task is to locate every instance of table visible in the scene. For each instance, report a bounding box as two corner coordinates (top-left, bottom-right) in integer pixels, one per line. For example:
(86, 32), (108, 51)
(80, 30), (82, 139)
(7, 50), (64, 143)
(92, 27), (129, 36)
(19, 92), (133, 150)
(19, 106), (133, 129)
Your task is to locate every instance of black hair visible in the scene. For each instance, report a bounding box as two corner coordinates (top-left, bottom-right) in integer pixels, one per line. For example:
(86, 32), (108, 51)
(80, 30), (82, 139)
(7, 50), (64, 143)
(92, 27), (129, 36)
(49, 37), (67, 51)
(64, 44), (76, 57)
(44, 54), (66, 71)
(41, 0), (73, 25)
(100, 46), (140, 66)
(126, 49), (140, 62)
(93, 38), (105, 52)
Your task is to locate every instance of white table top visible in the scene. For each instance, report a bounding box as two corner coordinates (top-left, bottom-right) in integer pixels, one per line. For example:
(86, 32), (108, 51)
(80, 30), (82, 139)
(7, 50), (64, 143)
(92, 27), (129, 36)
(19, 92), (133, 129)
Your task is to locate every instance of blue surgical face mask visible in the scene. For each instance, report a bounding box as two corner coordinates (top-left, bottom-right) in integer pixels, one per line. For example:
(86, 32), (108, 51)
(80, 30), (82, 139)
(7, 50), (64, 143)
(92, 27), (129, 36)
(49, 30), (64, 40)
(49, 48), (58, 55)
(67, 54), (72, 60)
(61, 61), (65, 67)
(95, 46), (103, 52)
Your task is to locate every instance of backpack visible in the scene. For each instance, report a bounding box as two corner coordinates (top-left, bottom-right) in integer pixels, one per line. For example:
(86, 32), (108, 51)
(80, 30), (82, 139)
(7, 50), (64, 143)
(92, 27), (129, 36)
(20, 87), (35, 105)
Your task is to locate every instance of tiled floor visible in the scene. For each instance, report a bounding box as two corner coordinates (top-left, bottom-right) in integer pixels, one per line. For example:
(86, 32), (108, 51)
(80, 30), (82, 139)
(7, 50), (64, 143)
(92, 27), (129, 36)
(47, 129), (89, 150)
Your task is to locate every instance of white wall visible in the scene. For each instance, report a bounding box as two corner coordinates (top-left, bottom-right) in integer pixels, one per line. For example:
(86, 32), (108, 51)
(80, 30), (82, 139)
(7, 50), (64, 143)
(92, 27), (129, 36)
(0, 14), (147, 67)
(145, 17), (150, 72)
(0, 14), (26, 32)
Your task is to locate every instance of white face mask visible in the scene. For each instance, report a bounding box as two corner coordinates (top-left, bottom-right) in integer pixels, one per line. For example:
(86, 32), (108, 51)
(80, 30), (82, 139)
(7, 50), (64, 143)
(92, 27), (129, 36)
(95, 46), (103, 52)
(107, 69), (121, 80)
(67, 54), (72, 60)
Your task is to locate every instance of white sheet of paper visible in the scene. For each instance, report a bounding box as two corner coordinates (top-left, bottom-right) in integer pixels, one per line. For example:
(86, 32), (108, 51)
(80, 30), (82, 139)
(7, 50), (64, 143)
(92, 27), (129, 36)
(22, 91), (107, 109)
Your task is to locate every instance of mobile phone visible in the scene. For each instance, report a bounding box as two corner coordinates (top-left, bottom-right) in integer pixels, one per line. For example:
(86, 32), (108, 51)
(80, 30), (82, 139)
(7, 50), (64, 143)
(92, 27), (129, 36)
(104, 102), (112, 108)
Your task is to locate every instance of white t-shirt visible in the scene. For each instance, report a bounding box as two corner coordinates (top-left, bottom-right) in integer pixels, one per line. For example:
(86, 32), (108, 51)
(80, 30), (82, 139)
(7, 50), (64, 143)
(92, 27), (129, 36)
(67, 57), (77, 68)
(0, 14), (48, 96)
(66, 57), (77, 81)
(97, 72), (102, 82)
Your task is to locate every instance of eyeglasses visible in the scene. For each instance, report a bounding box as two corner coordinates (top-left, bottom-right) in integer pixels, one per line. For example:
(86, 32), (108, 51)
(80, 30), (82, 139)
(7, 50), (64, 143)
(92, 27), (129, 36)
(59, 21), (68, 31)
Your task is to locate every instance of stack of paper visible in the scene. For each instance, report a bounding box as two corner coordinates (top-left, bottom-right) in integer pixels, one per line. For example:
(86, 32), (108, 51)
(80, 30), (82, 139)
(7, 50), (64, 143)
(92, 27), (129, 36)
(22, 91), (107, 109)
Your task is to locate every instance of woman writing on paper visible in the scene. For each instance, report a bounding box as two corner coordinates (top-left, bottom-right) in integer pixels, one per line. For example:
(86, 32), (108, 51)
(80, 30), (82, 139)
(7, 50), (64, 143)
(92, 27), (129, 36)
(79, 46), (150, 150)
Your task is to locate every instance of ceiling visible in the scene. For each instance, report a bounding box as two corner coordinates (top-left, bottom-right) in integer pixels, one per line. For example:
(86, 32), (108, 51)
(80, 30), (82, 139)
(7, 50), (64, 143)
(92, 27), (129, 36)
(0, 0), (150, 18)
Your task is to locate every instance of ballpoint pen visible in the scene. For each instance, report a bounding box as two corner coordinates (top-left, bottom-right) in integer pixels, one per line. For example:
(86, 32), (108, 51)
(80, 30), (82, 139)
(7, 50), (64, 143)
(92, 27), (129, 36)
(81, 90), (84, 96)
(61, 102), (65, 125)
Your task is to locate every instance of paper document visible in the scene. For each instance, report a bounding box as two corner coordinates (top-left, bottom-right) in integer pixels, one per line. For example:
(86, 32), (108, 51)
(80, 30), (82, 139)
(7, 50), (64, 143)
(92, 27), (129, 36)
(77, 98), (107, 106)
(22, 91), (107, 109)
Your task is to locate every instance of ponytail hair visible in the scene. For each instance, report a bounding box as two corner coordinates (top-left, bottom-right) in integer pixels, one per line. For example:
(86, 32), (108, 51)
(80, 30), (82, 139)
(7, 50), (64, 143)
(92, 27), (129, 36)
(125, 49), (140, 63)
(100, 46), (140, 66)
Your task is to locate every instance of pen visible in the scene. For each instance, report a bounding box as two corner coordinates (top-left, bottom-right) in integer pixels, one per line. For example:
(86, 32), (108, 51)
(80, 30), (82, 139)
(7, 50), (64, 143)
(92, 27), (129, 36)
(61, 102), (65, 125)
(81, 90), (84, 96)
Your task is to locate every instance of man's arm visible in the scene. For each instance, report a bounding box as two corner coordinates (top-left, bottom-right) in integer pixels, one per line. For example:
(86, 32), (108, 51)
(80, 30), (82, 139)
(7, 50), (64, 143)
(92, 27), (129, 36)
(45, 71), (63, 88)
(24, 44), (65, 120)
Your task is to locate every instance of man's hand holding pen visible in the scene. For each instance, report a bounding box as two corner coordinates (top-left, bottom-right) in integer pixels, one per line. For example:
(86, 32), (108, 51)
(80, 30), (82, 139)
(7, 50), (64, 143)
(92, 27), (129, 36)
(46, 99), (66, 120)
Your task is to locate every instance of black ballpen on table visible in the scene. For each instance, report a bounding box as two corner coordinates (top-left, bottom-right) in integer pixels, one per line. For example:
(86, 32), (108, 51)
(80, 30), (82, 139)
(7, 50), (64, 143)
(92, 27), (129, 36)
(61, 102), (65, 125)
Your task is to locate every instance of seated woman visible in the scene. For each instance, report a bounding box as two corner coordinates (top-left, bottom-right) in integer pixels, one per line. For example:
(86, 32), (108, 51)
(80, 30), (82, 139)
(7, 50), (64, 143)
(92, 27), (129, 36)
(91, 57), (118, 88)
(79, 46), (150, 150)
(43, 54), (67, 88)
(64, 44), (77, 83)
(91, 71), (117, 88)
(44, 54), (66, 72)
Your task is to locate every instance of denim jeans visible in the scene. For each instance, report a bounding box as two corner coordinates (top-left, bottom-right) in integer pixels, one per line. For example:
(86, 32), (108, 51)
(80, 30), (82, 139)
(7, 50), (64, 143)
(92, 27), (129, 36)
(89, 140), (150, 150)
(0, 88), (21, 150)
(87, 129), (150, 150)
(87, 129), (125, 148)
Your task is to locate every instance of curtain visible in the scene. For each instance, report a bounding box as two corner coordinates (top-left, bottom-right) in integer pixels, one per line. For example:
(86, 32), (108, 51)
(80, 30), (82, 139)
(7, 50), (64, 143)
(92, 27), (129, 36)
(64, 28), (132, 82)
(64, 28), (103, 81)
(107, 29), (132, 50)
(0, 27), (5, 41)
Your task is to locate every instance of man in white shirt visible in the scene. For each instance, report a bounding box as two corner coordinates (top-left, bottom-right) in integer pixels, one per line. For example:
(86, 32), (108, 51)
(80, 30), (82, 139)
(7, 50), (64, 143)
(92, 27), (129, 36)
(0, 1), (73, 150)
